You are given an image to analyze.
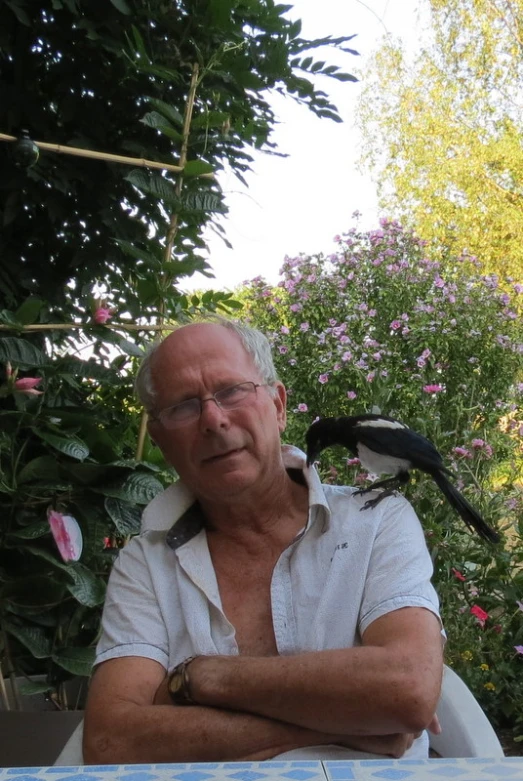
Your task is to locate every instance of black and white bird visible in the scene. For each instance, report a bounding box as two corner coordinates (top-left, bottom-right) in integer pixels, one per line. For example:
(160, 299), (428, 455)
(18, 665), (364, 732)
(305, 413), (500, 543)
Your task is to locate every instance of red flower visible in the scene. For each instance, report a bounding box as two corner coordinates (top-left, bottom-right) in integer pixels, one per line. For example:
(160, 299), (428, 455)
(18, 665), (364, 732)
(470, 604), (489, 627)
(452, 568), (466, 582)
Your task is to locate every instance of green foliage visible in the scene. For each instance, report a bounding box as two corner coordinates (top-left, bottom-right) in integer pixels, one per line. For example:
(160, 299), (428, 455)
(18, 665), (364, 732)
(0, 0), (357, 324)
(0, 0), (358, 706)
(0, 335), (167, 697)
(356, 0), (523, 279)
(243, 218), (523, 736)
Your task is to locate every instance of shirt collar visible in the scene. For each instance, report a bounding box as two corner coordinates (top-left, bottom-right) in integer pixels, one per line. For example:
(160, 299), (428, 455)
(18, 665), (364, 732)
(141, 445), (332, 548)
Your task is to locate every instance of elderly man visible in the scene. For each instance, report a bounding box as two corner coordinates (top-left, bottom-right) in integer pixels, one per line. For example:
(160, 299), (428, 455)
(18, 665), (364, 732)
(83, 317), (443, 764)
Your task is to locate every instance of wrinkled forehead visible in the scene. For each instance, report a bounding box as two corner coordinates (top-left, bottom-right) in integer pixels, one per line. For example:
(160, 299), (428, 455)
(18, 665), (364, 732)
(151, 323), (257, 388)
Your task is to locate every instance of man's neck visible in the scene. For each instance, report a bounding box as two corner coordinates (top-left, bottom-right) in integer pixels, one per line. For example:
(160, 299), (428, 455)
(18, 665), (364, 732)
(199, 468), (309, 552)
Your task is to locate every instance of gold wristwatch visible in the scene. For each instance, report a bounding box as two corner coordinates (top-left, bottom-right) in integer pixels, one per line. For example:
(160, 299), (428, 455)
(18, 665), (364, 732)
(168, 656), (197, 705)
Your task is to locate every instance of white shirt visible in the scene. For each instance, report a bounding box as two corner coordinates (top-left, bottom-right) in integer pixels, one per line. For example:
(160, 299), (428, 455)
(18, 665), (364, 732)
(96, 445), (441, 759)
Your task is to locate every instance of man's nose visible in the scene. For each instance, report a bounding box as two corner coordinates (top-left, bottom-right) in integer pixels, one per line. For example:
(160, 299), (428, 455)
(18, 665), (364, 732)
(198, 397), (230, 431)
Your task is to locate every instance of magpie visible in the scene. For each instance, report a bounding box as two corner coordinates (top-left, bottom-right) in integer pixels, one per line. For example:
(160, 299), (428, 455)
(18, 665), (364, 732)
(305, 413), (500, 543)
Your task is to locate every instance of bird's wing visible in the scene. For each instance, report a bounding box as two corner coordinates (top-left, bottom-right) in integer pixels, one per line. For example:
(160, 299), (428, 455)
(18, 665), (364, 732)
(355, 424), (446, 472)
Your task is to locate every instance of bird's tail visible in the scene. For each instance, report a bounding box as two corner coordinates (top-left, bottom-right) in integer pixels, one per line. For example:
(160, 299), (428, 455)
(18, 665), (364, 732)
(432, 470), (500, 543)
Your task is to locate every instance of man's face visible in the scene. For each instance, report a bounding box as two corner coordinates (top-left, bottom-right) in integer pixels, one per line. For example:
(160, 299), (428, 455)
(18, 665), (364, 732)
(147, 324), (287, 503)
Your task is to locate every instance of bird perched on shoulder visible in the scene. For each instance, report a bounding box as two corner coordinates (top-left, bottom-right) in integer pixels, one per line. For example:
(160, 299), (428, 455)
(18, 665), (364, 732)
(305, 413), (500, 544)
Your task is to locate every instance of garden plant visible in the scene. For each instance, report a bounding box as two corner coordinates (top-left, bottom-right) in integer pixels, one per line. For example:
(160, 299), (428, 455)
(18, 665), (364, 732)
(243, 217), (523, 744)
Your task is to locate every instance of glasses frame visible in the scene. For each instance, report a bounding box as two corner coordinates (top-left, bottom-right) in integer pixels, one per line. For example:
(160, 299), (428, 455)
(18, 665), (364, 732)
(149, 381), (268, 429)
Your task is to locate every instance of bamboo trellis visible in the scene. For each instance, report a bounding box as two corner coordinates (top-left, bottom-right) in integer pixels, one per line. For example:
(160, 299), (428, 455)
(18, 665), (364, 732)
(1, 61), (206, 462)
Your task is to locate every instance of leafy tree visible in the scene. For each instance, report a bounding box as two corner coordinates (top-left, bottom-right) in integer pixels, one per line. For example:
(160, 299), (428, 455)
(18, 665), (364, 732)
(356, 0), (523, 279)
(0, 0), (358, 326)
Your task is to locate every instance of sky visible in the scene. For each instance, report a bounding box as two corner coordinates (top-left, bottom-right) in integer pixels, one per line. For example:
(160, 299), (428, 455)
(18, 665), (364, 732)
(185, 0), (428, 293)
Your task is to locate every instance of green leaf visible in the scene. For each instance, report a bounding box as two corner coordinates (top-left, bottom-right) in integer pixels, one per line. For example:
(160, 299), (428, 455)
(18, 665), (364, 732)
(17, 679), (52, 696)
(105, 496), (143, 535)
(52, 646), (96, 676)
(109, 0), (131, 13)
(113, 239), (163, 269)
(66, 563), (106, 607)
(139, 111), (182, 142)
(183, 160), (215, 177)
(0, 337), (46, 368)
(221, 298), (243, 310)
(17, 455), (62, 484)
(2, 621), (52, 658)
(182, 192), (227, 213)
(14, 297), (44, 326)
(9, 521), (50, 540)
(1, 575), (66, 610)
(115, 337), (144, 358)
(5, 0), (31, 25)
(125, 170), (179, 207)
(34, 430), (90, 461)
(53, 357), (118, 381)
(147, 97), (184, 127)
(96, 472), (164, 504)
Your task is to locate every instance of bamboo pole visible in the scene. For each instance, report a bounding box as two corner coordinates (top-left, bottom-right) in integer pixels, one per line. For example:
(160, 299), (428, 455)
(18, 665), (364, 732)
(0, 322), (179, 333)
(134, 62), (201, 462)
(0, 661), (11, 711)
(0, 132), (213, 178)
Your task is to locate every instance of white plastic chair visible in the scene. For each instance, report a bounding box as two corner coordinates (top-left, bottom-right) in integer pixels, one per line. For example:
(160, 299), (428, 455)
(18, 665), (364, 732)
(429, 664), (503, 757)
(54, 665), (504, 765)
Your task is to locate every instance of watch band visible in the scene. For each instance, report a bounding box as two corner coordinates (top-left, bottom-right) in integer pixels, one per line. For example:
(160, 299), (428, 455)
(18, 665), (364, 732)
(168, 655), (197, 705)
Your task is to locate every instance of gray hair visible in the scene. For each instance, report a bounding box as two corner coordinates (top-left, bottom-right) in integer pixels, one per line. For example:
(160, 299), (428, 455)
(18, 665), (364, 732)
(135, 314), (279, 411)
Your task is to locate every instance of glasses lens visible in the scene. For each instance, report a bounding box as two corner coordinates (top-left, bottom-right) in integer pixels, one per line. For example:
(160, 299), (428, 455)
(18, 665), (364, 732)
(215, 382), (256, 408)
(160, 398), (200, 428)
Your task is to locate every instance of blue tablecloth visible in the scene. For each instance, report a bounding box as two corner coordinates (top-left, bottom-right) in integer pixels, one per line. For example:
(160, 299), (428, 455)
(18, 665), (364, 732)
(1, 758), (523, 781)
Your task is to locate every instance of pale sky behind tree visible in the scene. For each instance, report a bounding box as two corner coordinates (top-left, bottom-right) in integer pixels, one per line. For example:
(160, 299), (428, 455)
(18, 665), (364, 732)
(187, 0), (430, 292)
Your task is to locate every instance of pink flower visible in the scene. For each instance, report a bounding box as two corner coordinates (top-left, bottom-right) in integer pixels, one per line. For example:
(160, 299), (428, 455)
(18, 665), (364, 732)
(47, 509), (83, 562)
(93, 306), (112, 324)
(471, 439), (485, 448)
(297, 403), (308, 412)
(318, 374), (329, 384)
(299, 322), (310, 332)
(514, 646), (523, 655)
(423, 384), (444, 394)
(281, 326), (290, 335)
(346, 390), (357, 400)
(390, 320), (401, 330)
(347, 457), (360, 466)
(14, 377), (43, 396)
(453, 446), (472, 459)
(290, 303), (302, 313)
(279, 345), (288, 354)
(452, 568), (466, 582)
(366, 371), (376, 383)
(470, 605), (489, 627)
(341, 351), (352, 362)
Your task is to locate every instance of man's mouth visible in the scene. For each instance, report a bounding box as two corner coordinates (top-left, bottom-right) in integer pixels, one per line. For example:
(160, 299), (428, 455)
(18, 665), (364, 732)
(204, 447), (243, 463)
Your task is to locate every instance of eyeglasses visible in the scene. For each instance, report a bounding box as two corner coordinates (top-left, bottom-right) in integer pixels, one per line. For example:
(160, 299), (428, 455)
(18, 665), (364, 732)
(150, 381), (268, 429)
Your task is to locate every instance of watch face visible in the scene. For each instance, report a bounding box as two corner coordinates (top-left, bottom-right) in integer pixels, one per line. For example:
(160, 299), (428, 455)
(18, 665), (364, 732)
(169, 671), (184, 695)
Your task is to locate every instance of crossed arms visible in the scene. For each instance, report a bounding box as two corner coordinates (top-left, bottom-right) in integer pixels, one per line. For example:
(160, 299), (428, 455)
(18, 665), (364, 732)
(83, 606), (443, 764)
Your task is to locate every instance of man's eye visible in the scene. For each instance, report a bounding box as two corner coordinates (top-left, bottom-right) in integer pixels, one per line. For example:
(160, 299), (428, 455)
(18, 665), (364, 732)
(220, 385), (242, 401)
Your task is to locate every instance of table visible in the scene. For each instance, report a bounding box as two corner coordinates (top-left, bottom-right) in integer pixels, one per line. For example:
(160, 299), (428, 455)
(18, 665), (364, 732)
(1, 759), (523, 781)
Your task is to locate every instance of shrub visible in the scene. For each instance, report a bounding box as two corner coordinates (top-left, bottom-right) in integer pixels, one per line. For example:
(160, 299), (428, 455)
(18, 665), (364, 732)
(243, 217), (523, 736)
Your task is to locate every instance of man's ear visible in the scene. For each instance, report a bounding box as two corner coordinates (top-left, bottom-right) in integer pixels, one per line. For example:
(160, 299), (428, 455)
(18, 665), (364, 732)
(273, 382), (287, 433)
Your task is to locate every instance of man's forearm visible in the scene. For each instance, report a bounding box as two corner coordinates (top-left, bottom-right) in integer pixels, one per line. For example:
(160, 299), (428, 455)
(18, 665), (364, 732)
(83, 701), (340, 764)
(189, 646), (441, 736)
